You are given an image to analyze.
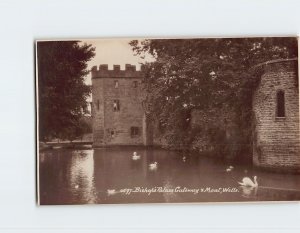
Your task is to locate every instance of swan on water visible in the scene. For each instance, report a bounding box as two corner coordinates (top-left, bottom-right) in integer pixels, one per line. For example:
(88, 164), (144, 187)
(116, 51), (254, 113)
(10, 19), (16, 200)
(238, 176), (258, 187)
(132, 151), (141, 160)
(182, 156), (186, 162)
(226, 166), (234, 172)
(107, 189), (117, 196)
(149, 162), (158, 170)
(75, 185), (79, 189)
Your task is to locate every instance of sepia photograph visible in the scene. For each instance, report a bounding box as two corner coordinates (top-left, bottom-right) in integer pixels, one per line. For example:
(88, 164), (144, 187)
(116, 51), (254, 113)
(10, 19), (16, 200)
(36, 37), (300, 205)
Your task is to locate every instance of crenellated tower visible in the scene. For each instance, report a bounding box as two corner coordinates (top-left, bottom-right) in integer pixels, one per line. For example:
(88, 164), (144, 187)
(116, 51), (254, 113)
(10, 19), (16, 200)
(91, 64), (151, 147)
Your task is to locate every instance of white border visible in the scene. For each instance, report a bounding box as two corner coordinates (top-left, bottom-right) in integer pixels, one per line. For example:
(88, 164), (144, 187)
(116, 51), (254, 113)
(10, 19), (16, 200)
(1, 0), (300, 232)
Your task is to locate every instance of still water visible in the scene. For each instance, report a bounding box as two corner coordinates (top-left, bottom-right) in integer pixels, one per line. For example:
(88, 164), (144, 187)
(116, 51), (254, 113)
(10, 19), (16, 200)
(39, 147), (300, 205)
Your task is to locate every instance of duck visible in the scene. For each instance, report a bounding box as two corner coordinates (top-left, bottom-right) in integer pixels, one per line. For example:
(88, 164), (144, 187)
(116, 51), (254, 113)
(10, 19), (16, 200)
(149, 162), (158, 170)
(238, 176), (258, 188)
(226, 165), (234, 172)
(132, 151), (141, 160)
(107, 189), (117, 196)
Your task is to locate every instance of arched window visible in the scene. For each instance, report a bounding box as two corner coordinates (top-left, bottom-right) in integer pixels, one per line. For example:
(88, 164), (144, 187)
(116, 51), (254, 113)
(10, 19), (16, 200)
(276, 90), (285, 117)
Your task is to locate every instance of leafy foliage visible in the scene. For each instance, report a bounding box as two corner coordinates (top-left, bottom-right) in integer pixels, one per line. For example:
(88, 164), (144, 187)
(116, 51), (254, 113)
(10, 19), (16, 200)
(37, 41), (95, 140)
(130, 38), (298, 153)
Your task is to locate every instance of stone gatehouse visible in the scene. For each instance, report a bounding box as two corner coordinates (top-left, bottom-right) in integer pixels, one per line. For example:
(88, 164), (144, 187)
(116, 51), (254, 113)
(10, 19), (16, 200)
(91, 64), (151, 147)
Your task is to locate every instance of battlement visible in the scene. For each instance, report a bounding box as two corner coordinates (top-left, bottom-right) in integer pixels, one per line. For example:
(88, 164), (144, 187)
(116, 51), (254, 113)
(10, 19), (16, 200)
(91, 64), (143, 79)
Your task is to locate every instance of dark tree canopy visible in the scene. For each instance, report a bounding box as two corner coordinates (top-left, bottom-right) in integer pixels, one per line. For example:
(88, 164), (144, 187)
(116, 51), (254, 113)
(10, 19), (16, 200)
(130, 37), (298, 150)
(37, 41), (95, 140)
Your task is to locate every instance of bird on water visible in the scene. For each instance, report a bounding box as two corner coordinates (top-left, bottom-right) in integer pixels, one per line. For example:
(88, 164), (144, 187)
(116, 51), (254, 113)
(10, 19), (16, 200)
(107, 189), (117, 196)
(238, 176), (258, 188)
(132, 151), (141, 160)
(226, 165), (234, 172)
(149, 162), (158, 170)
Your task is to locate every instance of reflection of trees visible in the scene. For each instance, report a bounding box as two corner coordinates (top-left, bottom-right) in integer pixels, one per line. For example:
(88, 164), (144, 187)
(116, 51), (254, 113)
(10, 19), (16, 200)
(40, 152), (45, 163)
(70, 150), (97, 203)
(39, 150), (74, 204)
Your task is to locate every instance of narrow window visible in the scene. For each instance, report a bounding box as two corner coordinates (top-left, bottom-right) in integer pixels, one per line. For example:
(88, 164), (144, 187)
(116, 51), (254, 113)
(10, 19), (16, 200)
(114, 80), (119, 88)
(113, 100), (120, 111)
(130, 127), (139, 137)
(276, 90), (285, 117)
(111, 130), (115, 138)
(90, 102), (93, 115)
(97, 100), (100, 110)
(133, 81), (138, 88)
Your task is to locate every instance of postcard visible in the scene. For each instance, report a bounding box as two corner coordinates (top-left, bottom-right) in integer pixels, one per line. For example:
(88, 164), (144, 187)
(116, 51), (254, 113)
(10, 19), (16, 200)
(36, 37), (300, 205)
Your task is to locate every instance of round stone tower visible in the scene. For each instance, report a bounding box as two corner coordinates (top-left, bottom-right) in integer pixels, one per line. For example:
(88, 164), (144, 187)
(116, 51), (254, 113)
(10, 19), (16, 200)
(252, 58), (300, 173)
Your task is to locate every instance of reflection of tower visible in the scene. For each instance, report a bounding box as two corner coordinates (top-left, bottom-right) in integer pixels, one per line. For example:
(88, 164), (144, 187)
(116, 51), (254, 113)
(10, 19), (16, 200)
(70, 150), (96, 203)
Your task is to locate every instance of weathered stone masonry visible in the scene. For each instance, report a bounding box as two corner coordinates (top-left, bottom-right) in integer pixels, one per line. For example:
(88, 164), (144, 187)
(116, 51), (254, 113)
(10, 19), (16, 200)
(91, 64), (149, 147)
(252, 58), (300, 172)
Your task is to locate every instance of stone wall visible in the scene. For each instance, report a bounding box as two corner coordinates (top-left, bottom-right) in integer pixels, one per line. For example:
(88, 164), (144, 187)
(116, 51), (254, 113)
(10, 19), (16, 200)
(252, 59), (300, 172)
(92, 64), (146, 147)
(92, 77), (105, 146)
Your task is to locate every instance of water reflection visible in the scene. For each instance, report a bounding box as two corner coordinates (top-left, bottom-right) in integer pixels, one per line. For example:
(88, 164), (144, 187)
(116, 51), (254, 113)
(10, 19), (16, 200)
(69, 150), (97, 204)
(240, 186), (258, 199)
(39, 147), (300, 205)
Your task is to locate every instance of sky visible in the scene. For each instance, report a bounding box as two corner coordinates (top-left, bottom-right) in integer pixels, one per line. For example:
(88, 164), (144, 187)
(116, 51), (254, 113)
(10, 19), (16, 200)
(81, 39), (155, 85)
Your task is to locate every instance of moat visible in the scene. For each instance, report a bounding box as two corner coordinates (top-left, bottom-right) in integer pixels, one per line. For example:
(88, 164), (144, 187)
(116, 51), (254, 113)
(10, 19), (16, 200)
(39, 147), (300, 205)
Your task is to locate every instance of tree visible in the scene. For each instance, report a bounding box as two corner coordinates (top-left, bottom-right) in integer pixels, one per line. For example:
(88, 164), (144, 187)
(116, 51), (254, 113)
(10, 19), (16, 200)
(37, 41), (95, 141)
(130, 38), (297, 152)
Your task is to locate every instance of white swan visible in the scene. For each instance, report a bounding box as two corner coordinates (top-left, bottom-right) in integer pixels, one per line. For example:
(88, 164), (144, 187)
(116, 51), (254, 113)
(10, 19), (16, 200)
(182, 156), (186, 162)
(149, 162), (158, 170)
(75, 184), (79, 189)
(238, 176), (258, 188)
(226, 166), (234, 172)
(132, 152), (141, 160)
(107, 189), (117, 196)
